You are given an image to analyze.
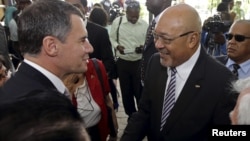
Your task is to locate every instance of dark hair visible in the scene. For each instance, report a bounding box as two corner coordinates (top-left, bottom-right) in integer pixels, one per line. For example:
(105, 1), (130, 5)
(217, 2), (229, 12)
(0, 89), (89, 141)
(93, 3), (103, 8)
(89, 7), (108, 27)
(18, 0), (84, 55)
(126, 0), (140, 11)
(221, 0), (233, 3)
(80, 0), (87, 7)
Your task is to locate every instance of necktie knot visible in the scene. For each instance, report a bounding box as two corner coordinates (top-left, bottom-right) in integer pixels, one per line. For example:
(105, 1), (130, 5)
(232, 64), (240, 77)
(170, 67), (177, 75)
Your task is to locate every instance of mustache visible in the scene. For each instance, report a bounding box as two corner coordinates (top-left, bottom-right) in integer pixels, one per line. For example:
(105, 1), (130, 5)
(157, 49), (169, 55)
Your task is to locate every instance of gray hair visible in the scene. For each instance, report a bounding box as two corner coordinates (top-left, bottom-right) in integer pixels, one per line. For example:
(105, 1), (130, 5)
(232, 77), (250, 93)
(232, 77), (250, 124)
(238, 94), (250, 124)
(18, 0), (84, 54)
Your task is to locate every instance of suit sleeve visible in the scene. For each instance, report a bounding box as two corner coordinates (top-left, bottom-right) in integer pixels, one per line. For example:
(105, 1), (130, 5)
(99, 29), (116, 79)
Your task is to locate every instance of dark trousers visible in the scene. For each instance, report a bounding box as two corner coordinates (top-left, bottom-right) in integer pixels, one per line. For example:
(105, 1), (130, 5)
(87, 124), (101, 141)
(117, 58), (141, 117)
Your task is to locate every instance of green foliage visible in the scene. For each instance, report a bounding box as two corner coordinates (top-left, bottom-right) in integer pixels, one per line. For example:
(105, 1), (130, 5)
(207, 0), (221, 12)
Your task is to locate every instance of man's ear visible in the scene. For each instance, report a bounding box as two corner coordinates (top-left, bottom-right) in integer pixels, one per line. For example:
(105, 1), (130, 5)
(188, 32), (199, 49)
(42, 36), (59, 57)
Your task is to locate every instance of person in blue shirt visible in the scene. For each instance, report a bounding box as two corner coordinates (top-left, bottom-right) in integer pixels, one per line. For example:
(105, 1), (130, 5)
(217, 20), (250, 79)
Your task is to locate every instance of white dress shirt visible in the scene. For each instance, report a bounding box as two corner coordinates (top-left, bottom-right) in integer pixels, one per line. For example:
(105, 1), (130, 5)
(166, 46), (201, 100)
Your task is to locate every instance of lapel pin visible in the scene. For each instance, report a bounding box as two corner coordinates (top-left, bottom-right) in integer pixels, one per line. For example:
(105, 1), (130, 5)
(195, 85), (200, 88)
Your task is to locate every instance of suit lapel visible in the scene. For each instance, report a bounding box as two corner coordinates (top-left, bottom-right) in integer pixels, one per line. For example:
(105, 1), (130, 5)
(145, 54), (168, 129)
(162, 48), (208, 131)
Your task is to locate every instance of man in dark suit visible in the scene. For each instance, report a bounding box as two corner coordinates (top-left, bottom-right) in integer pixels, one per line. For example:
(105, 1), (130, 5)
(121, 4), (237, 141)
(0, 90), (90, 141)
(87, 20), (117, 80)
(0, 0), (93, 101)
(140, 0), (172, 87)
(87, 22), (120, 110)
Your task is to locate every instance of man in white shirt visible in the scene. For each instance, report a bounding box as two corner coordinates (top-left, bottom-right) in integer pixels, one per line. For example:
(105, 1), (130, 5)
(109, 0), (148, 119)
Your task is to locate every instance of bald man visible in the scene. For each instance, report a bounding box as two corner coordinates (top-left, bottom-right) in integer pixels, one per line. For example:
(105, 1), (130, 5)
(121, 4), (237, 141)
(217, 20), (250, 79)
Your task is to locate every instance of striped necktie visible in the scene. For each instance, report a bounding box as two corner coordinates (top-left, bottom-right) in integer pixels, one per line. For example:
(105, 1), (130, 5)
(160, 67), (177, 131)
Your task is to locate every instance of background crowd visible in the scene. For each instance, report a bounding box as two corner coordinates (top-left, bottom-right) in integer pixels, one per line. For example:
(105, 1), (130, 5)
(0, 0), (250, 141)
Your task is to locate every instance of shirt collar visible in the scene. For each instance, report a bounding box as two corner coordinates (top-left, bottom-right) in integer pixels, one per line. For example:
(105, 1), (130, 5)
(227, 58), (250, 74)
(24, 59), (66, 93)
(154, 14), (161, 24)
(173, 45), (201, 80)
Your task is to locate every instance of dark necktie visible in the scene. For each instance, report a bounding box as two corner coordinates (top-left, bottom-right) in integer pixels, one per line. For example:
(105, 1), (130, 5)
(140, 20), (156, 85)
(160, 68), (177, 131)
(232, 64), (240, 77)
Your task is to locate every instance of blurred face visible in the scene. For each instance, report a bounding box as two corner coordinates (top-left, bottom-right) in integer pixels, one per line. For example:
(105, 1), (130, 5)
(146, 0), (163, 14)
(126, 8), (139, 24)
(154, 14), (196, 67)
(229, 0), (234, 10)
(58, 15), (93, 75)
(226, 22), (250, 64)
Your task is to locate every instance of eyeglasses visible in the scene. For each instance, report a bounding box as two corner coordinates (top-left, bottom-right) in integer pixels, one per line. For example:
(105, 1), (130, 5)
(225, 34), (250, 42)
(153, 31), (194, 44)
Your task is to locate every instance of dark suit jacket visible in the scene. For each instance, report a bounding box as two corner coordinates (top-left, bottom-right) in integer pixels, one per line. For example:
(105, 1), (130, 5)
(86, 21), (116, 78)
(216, 55), (228, 65)
(141, 27), (157, 81)
(121, 48), (237, 141)
(0, 62), (58, 103)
